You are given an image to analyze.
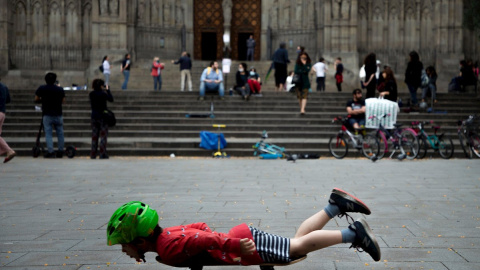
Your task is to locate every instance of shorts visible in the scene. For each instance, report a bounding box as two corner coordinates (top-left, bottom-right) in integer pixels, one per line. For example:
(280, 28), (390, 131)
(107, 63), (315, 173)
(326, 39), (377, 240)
(249, 226), (291, 263)
(348, 117), (365, 127)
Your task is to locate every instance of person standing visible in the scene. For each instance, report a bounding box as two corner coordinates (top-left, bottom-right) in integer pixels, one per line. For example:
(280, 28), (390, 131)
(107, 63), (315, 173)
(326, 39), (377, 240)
(272, 42), (290, 92)
(362, 53), (377, 98)
(404, 51), (423, 107)
(34, 72), (65, 158)
(0, 79), (15, 163)
(151, 57), (165, 91)
(294, 52), (312, 115)
(334, 57), (344, 92)
(171, 52), (193, 92)
(89, 79), (114, 159)
(312, 57), (328, 92)
(102, 56), (111, 88)
(246, 35), (256, 61)
(121, 54), (131, 90)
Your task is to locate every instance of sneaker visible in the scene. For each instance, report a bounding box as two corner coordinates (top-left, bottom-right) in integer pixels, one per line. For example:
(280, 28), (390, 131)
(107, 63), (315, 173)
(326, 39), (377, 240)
(329, 188), (371, 215)
(99, 154), (109, 159)
(198, 96), (205, 101)
(56, 151), (63, 158)
(349, 218), (381, 261)
(44, 152), (56, 158)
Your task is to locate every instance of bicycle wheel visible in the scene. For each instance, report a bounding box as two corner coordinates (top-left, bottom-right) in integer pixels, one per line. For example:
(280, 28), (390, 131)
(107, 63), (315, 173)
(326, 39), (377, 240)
(458, 131), (472, 158)
(361, 134), (380, 159)
(417, 135), (428, 159)
(399, 128), (419, 160)
(438, 136), (454, 159)
(328, 135), (348, 159)
(470, 133), (480, 158)
(375, 131), (388, 160)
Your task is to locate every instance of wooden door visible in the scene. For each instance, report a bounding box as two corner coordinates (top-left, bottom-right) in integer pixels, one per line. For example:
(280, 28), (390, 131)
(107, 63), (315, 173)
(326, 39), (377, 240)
(231, 0), (261, 60)
(194, 0), (224, 60)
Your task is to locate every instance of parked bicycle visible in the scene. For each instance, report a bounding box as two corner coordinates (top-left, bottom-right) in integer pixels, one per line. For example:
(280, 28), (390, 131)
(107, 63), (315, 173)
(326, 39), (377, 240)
(328, 116), (380, 159)
(457, 115), (480, 158)
(411, 121), (454, 159)
(369, 114), (419, 160)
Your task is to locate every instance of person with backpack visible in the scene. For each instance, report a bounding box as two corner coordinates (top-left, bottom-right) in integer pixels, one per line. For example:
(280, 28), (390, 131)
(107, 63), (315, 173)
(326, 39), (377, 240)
(199, 61), (225, 100)
(421, 66), (437, 104)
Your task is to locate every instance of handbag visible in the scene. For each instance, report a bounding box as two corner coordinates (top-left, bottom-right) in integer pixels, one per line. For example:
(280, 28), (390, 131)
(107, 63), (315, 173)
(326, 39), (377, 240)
(292, 74), (302, 88)
(103, 109), (116, 127)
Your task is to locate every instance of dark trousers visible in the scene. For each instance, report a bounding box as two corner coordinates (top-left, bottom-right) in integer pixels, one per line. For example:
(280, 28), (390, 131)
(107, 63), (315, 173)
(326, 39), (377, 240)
(91, 118), (108, 158)
(316, 77), (325, 91)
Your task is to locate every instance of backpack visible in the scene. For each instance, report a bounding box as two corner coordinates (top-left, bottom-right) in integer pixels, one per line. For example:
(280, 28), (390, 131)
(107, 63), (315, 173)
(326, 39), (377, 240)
(99, 64), (104, 73)
(420, 69), (429, 87)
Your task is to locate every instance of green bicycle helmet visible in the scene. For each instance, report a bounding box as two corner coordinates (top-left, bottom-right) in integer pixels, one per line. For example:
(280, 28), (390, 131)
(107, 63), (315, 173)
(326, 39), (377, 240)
(107, 201), (159, 246)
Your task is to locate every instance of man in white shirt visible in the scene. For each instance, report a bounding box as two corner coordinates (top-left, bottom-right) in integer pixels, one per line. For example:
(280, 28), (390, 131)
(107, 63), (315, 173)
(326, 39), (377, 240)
(312, 57), (328, 92)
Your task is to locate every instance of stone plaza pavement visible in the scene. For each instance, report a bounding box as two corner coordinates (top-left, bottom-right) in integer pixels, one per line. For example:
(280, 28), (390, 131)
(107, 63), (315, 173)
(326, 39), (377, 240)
(0, 157), (479, 270)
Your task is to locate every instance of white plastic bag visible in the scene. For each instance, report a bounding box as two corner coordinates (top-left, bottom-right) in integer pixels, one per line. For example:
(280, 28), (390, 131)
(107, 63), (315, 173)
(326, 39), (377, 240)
(365, 97), (399, 129)
(359, 65), (366, 81)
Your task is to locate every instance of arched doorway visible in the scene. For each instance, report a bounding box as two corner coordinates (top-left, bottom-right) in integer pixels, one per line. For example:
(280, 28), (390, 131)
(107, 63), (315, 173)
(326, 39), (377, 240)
(194, 0), (261, 60)
(194, 0), (224, 60)
(231, 0), (261, 61)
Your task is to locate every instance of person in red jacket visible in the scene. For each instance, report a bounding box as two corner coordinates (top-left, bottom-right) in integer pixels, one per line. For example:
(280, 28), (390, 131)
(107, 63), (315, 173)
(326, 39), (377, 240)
(107, 188), (381, 267)
(151, 57), (165, 91)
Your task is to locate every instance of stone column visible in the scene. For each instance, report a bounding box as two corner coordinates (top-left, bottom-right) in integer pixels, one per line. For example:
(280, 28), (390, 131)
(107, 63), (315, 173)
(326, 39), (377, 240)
(0, 0), (9, 73)
(90, 0), (128, 72)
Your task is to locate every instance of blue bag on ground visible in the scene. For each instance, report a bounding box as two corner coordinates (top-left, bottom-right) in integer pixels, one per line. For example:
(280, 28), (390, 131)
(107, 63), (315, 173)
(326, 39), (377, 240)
(199, 131), (227, 150)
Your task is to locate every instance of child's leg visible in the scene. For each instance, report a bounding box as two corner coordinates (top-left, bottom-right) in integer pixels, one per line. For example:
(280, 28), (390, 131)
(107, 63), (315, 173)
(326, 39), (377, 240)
(290, 230), (342, 257)
(295, 188), (371, 238)
(294, 209), (331, 238)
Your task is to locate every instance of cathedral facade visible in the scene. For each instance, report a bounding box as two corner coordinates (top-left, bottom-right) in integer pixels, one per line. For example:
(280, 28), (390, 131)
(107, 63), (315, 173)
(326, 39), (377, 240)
(0, 0), (478, 87)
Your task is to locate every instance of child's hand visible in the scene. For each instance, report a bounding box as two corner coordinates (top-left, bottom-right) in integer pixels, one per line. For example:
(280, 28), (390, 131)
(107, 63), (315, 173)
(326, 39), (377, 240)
(240, 238), (256, 255)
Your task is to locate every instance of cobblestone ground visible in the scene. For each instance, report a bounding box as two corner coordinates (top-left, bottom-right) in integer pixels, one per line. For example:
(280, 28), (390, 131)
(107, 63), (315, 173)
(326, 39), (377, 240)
(1, 157), (479, 270)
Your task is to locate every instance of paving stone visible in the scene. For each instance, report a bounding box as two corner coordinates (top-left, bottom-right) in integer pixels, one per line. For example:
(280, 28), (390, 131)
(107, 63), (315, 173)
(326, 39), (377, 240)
(1, 157), (479, 269)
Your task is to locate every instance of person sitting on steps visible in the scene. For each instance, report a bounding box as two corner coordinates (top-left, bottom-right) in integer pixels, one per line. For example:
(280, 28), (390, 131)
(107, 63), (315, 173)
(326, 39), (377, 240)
(346, 88), (366, 131)
(107, 188), (381, 268)
(199, 61), (225, 101)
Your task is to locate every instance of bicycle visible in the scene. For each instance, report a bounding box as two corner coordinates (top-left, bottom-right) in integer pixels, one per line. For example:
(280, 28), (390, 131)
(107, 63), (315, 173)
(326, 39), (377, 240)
(411, 121), (454, 159)
(252, 130), (287, 158)
(368, 114), (419, 160)
(457, 115), (480, 158)
(328, 116), (380, 159)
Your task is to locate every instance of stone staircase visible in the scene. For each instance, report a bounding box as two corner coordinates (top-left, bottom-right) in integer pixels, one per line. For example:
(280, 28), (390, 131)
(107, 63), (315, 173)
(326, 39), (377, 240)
(3, 88), (480, 159)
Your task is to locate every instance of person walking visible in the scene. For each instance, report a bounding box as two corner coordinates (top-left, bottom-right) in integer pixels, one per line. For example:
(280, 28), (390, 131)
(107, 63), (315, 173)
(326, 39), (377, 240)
(151, 57), (165, 91)
(404, 51), (423, 107)
(171, 52), (193, 91)
(89, 79), (114, 159)
(312, 57), (327, 92)
(34, 72), (65, 158)
(272, 42), (290, 92)
(294, 52), (312, 115)
(0, 79), (15, 163)
(334, 57), (344, 92)
(362, 53), (377, 98)
(246, 35), (256, 61)
(102, 56), (111, 88)
(121, 54), (131, 90)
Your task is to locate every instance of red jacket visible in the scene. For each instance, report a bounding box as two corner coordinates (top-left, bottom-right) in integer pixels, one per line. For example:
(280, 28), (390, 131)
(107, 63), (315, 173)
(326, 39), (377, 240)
(156, 223), (264, 267)
(151, 62), (164, 76)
